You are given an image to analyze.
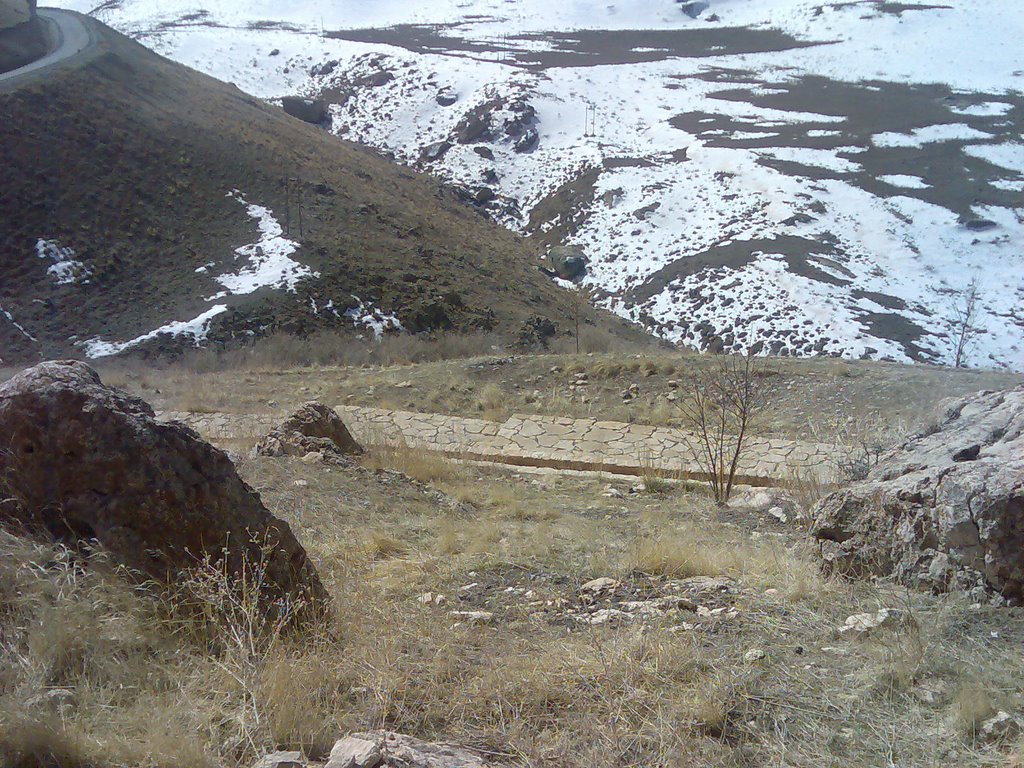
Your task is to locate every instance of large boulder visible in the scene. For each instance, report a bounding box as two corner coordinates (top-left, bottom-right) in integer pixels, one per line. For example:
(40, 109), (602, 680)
(547, 245), (588, 280)
(0, 361), (326, 614)
(812, 386), (1024, 603)
(281, 96), (330, 125)
(255, 402), (363, 461)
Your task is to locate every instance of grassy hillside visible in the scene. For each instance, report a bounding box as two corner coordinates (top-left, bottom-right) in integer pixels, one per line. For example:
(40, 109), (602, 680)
(0, 16), (645, 361)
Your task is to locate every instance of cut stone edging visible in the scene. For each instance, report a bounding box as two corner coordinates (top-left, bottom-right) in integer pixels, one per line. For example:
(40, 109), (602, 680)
(157, 406), (838, 486)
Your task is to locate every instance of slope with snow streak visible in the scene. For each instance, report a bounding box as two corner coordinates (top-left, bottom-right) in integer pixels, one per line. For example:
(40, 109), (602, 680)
(57, 0), (1024, 368)
(81, 191), (312, 358)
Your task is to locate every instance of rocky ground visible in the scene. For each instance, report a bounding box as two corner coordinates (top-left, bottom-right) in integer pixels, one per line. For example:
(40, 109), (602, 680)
(2, 352), (1022, 767)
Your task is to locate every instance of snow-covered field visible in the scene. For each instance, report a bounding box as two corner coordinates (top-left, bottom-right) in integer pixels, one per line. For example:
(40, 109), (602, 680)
(54, 0), (1024, 368)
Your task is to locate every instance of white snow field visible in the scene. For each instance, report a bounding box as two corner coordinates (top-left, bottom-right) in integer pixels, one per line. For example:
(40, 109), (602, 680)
(55, 0), (1024, 368)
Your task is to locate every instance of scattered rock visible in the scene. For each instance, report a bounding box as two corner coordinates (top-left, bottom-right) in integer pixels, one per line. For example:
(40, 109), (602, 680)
(456, 113), (490, 144)
(979, 711), (1021, 743)
(743, 649), (767, 663)
(252, 752), (306, 768)
(581, 577), (619, 593)
(678, 0), (710, 18)
(436, 88), (458, 106)
(420, 140), (452, 163)
(838, 608), (906, 638)
(255, 402), (363, 461)
(621, 383), (640, 403)
(963, 218), (998, 232)
(0, 362), (327, 616)
(812, 385), (1024, 603)
(514, 127), (539, 153)
(326, 736), (382, 768)
(347, 731), (491, 768)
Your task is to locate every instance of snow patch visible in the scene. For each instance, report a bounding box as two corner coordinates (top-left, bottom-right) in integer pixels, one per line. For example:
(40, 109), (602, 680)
(0, 304), (36, 342)
(81, 305), (229, 359)
(344, 296), (404, 340)
(214, 190), (318, 295)
(36, 239), (92, 285)
(872, 124), (992, 148)
(878, 174), (930, 190)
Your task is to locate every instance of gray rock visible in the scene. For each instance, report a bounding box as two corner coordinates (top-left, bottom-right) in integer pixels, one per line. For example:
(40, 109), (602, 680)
(327, 736), (381, 768)
(281, 96), (329, 124)
(678, 1), (710, 19)
(812, 386), (1024, 602)
(349, 731), (491, 768)
(252, 751), (306, 768)
(547, 245), (588, 280)
(436, 88), (458, 106)
(421, 140), (452, 163)
(255, 402), (363, 461)
(0, 361), (327, 617)
(456, 114), (490, 144)
(513, 127), (538, 153)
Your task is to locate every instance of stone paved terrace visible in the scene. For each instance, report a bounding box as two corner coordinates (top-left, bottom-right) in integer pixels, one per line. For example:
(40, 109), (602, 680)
(158, 405), (839, 486)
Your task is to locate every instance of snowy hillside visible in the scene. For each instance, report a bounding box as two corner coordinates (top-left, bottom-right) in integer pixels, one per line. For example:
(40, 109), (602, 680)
(54, 0), (1024, 368)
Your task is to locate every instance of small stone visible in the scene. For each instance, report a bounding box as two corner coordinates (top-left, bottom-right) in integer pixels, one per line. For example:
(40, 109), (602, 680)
(326, 737), (381, 768)
(293, 479), (309, 487)
(301, 451), (324, 464)
(768, 506), (788, 523)
(980, 711), (1021, 742)
(838, 608), (905, 638)
(581, 577), (619, 593)
(395, 380), (413, 389)
(743, 649), (767, 663)
(585, 608), (630, 625)
(602, 485), (624, 498)
(252, 752), (305, 768)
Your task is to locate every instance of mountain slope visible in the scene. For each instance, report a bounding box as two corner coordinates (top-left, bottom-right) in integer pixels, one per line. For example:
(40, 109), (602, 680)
(0, 11), (643, 361)
(57, 0), (1024, 368)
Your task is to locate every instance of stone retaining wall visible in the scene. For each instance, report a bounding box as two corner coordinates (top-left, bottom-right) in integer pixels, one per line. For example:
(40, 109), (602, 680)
(158, 407), (838, 485)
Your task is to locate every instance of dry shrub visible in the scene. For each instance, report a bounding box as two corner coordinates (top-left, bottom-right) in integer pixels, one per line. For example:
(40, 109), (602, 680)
(627, 535), (736, 579)
(952, 685), (999, 741)
(364, 532), (409, 560)
(474, 383), (506, 420)
(180, 331), (506, 373)
(360, 436), (462, 485)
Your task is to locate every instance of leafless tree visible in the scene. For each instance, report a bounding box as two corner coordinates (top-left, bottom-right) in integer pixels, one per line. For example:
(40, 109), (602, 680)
(672, 354), (774, 504)
(566, 283), (595, 354)
(951, 277), (981, 368)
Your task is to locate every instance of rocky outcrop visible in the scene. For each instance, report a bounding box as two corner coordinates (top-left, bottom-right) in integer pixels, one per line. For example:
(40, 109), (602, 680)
(0, 361), (326, 614)
(281, 96), (329, 124)
(326, 732), (492, 768)
(254, 402), (363, 461)
(547, 245), (588, 280)
(812, 386), (1024, 603)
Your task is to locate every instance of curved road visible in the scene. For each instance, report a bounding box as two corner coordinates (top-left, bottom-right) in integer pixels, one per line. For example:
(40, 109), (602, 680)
(0, 8), (101, 92)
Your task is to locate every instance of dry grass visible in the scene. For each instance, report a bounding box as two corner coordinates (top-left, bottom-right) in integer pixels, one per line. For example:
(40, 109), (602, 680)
(3, 352), (1024, 768)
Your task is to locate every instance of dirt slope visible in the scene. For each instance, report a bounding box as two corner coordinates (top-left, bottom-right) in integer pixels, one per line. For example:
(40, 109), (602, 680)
(0, 13), (643, 361)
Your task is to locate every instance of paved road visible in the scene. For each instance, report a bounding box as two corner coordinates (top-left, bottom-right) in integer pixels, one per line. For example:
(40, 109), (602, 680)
(0, 8), (101, 92)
